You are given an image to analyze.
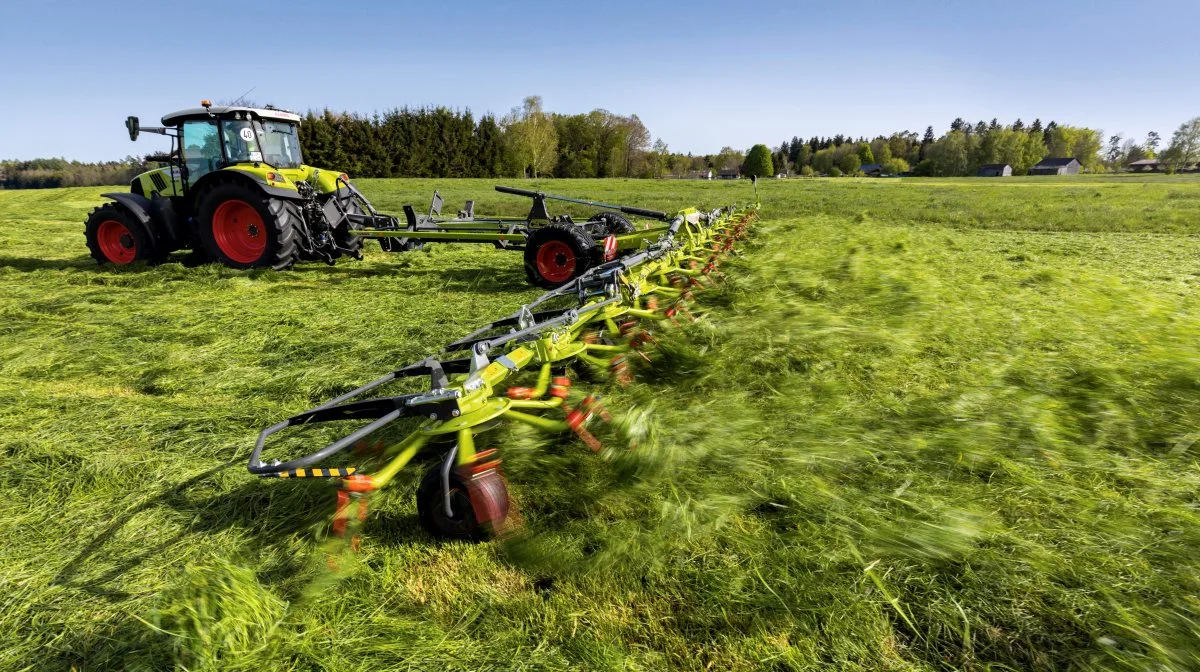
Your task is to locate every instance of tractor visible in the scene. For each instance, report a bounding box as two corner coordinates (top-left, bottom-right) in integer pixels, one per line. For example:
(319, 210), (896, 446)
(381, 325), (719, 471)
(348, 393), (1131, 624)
(85, 100), (686, 287)
(84, 101), (372, 269)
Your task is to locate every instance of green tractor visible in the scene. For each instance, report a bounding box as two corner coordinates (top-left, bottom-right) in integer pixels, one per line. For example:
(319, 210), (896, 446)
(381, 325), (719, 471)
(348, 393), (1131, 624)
(85, 100), (370, 269)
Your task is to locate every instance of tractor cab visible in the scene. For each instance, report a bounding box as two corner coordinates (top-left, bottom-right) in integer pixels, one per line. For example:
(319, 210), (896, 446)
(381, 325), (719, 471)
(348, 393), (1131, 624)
(126, 101), (306, 198)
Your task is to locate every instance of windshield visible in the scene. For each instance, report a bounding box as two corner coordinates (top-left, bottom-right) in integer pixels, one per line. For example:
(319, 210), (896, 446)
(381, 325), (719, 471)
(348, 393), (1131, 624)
(260, 121), (303, 168)
(219, 118), (303, 168)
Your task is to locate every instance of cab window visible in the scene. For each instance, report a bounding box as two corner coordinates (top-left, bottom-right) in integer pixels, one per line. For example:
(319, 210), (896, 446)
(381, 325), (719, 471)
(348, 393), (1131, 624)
(221, 119), (261, 164)
(181, 120), (220, 187)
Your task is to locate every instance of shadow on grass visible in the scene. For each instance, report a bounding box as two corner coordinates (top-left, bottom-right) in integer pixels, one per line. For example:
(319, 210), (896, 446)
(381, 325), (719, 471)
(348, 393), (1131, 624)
(288, 261), (528, 293)
(0, 255), (96, 272)
(51, 457), (439, 602)
(51, 460), (327, 600)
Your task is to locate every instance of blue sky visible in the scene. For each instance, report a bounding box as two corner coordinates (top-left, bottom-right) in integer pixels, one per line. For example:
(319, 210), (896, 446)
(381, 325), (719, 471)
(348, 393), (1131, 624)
(1, 0), (1197, 161)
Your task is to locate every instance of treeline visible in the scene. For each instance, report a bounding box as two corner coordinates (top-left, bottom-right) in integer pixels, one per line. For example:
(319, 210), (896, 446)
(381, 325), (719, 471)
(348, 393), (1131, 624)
(299, 97), (657, 179)
(750, 119), (1100, 177)
(5, 99), (1197, 188)
(0, 157), (147, 189)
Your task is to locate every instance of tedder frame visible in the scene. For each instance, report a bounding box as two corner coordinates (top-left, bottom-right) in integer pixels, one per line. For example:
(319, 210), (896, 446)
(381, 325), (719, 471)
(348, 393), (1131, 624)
(248, 186), (759, 542)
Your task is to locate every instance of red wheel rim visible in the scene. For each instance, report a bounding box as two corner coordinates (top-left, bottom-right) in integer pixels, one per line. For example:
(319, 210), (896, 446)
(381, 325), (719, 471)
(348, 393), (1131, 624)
(96, 220), (137, 264)
(212, 200), (267, 264)
(536, 240), (576, 283)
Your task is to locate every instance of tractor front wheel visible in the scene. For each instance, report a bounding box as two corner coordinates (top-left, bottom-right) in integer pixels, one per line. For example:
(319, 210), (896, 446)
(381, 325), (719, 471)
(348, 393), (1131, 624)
(523, 222), (596, 288)
(416, 465), (509, 541)
(196, 180), (300, 270)
(84, 204), (158, 265)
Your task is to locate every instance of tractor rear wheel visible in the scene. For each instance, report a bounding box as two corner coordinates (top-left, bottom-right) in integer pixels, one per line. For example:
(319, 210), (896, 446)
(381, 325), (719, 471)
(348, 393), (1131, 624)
(84, 204), (159, 266)
(416, 464), (509, 541)
(524, 222), (596, 288)
(196, 180), (300, 270)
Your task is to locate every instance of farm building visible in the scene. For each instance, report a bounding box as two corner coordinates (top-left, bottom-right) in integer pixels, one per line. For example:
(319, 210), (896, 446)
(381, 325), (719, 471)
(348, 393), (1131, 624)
(1127, 159), (1163, 173)
(859, 163), (883, 177)
(690, 169), (713, 180)
(977, 163), (1012, 177)
(1029, 157), (1081, 175)
(717, 169), (741, 180)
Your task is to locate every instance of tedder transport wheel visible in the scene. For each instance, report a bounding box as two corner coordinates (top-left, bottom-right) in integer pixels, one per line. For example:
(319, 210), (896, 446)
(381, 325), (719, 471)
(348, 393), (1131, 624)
(416, 464), (509, 541)
(84, 203), (159, 265)
(334, 200), (364, 259)
(196, 179), (301, 270)
(588, 211), (636, 236)
(523, 222), (597, 289)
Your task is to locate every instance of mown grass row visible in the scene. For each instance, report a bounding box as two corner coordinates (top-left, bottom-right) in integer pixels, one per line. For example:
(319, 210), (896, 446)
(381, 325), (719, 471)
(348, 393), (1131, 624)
(0, 177), (1198, 670)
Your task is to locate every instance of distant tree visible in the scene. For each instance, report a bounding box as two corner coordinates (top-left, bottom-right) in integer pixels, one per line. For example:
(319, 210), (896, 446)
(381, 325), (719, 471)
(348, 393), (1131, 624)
(828, 166), (843, 177)
(857, 142), (874, 164)
(973, 121), (988, 136)
(883, 157), (910, 175)
(920, 125), (935, 160)
(811, 148), (836, 174)
(923, 131), (970, 176)
(989, 118), (1001, 131)
(1043, 121), (1057, 149)
(744, 144), (775, 177)
(798, 165), (814, 177)
(950, 118), (966, 133)
(1046, 125), (1103, 170)
(1122, 139), (1148, 165)
(1106, 134), (1124, 166)
(715, 146), (745, 172)
(1029, 118), (1043, 136)
(838, 153), (861, 174)
(1146, 130), (1161, 156)
(1161, 117), (1200, 172)
(1012, 118), (1025, 132)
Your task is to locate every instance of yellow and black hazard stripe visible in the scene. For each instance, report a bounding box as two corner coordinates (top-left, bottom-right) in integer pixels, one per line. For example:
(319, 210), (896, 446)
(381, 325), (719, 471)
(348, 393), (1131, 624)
(264, 467), (357, 479)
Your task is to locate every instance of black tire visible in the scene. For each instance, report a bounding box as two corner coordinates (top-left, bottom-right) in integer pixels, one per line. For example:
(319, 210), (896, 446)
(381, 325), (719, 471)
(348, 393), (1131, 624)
(416, 465), (509, 541)
(333, 200), (364, 259)
(83, 203), (160, 266)
(195, 178), (300, 270)
(588, 212), (636, 236)
(523, 222), (597, 289)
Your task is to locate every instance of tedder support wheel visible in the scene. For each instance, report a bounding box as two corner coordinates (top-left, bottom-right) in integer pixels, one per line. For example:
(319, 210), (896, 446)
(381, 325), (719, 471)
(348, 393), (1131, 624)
(196, 179), (301, 270)
(84, 203), (159, 266)
(588, 211), (636, 235)
(524, 222), (597, 289)
(416, 464), (509, 541)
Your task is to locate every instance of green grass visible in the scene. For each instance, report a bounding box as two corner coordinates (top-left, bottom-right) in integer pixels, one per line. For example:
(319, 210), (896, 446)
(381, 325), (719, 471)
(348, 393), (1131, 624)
(2, 176), (1200, 670)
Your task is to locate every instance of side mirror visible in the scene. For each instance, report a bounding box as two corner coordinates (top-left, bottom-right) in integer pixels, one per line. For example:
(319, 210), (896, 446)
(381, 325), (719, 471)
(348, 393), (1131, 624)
(125, 116), (140, 141)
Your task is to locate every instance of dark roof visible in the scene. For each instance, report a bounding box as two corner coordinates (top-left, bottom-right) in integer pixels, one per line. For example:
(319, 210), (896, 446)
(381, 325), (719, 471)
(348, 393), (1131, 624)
(859, 163), (883, 172)
(1128, 159), (1161, 166)
(1033, 157), (1079, 167)
(979, 163), (1011, 170)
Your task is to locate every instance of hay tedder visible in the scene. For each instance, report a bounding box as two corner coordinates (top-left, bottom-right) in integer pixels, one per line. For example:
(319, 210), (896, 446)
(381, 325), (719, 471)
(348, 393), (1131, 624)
(248, 187), (759, 543)
(87, 101), (683, 287)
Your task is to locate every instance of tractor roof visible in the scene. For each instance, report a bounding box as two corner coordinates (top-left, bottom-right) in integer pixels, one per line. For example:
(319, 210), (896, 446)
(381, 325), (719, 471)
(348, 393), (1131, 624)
(161, 105), (302, 126)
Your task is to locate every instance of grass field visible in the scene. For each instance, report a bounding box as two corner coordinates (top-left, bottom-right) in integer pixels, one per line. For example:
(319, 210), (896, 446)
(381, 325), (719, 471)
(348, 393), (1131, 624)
(2, 176), (1199, 671)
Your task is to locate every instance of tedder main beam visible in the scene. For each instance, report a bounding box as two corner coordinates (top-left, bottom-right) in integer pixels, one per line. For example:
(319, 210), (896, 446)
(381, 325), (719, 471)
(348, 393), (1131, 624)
(249, 187), (760, 544)
(351, 186), (679, 288)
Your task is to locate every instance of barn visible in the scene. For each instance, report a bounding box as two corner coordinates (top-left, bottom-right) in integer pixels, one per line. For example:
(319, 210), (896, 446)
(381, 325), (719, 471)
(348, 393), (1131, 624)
(859, 163), (884, 177)
(977, 163), (1012, 177)
(1029, 157), (1081, 175)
